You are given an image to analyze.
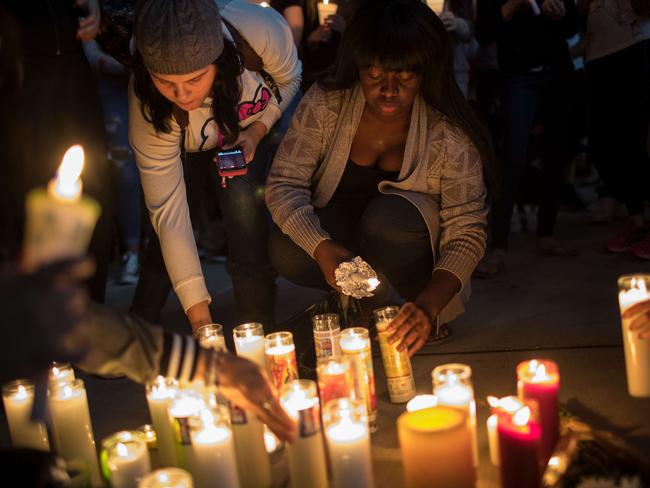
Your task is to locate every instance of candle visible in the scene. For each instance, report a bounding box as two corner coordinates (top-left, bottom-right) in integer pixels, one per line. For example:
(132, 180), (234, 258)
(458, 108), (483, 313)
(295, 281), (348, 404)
(340, 328), (377, 432)
(168, 391), (205, 472)
(146, 377), (179, 468)
(48, 379), (102, 486)
(397, 406), (475, 488)
(316, 357), (355, 406)
(317, 0), (338, 25)
(497, 402), (542, 488)
(517, 359), (560, 462)
(194, 324), (226, 352)
(280, 380), (328, 488)
(138, 468), (193, 488)
(233, 323), (267, 369)
(617, 274), (650, 397)
(265, 331), (299, 391)
(228, 403), (272, 488)
(138, 425), (160, 470)
(190, 407), (239, 488)
(406, 394), (438, 412)
(374, 306), (416, 403)
(323, 398), (374, 488)
(102, 431), (151, 488)
(432, 363), (478, 467)
(49, 362), (75, 391)
(312, 313), (341, 360)
(2, 380), (49, 450)
(486, 395), (524, 467)
(426, 0), (445, 14)
(22, 145), (101, 271)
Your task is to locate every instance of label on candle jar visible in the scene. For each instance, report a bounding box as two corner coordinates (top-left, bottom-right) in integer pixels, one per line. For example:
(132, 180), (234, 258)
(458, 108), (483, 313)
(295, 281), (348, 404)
(314, 333), (340, 361)
(171, 417), (193, 446)
(377, 322), (415, 403)
(298, 405), (321, 438)
(343, 346), (377, 422)
(266, 351), (299, 390)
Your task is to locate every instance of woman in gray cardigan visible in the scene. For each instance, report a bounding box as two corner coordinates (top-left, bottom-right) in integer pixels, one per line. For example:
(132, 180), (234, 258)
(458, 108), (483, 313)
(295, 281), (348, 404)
(266, 0), (494, 355)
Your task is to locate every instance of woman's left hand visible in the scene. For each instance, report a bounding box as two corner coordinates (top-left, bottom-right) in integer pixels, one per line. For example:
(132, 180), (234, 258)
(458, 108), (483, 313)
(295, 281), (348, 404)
(227, 122), (268, 164)
(76, 0), (101, 41)
(386, 302), (432, 357)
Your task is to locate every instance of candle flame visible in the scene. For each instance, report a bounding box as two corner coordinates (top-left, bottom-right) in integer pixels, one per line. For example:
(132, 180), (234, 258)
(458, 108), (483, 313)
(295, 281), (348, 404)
(53, 145), (85, 200)
(260, 1), (269, 6)
(15, 385), (28, 400)
(367, 278), (380, 290)
(406, 394), (438, 412)
(513, 406), (531, 426)
(487, 396), (499, 408)
(324, 0), (329, 4)
(116, 442), (129, 457)
(61, 385), (73, 399)
(631, 277), (647, 293)
(531, 362), (550, 382)
(264, 429), (280, 453)
(548, 456), (561, 468)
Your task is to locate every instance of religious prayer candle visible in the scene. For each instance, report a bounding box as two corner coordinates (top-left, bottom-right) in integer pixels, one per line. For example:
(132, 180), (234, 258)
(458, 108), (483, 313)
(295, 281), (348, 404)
(406, 394), (438, 413)
(138, 468), (193, 488)
(486, 395), (523, 467)
(280, 381), (328, 488)
(229, 403), (272, 488)
(497, 402), (542, 488)
(2, 380), (49, 450)
(190, 407), (239, 488)
(617, 274), (650, 397)
(102, 431), (151, 488)
(397, 406), (475, 488)
(168, 391), (205, 472)
(516, 359), (560, 462)
(432, 363), (478, 467)
(22, 145), (101, 271)
(374, 306), (416, 403)
(48, 379), (102, 487)
(340, 328), (377, 432)
(138, 425), (160, 470)
(194, 324), (226, 352)
(312, 313), (341, 361)
(426, 0), (445, 14)
(49, 362), (75, 391)
(323, 398), (374, 488)
(233, 323), (267, 369)
(316, 357), (355, 406)
(317, 0), (338, 25)
(146, 377), (179, 468)
(265, 332), (299, 391)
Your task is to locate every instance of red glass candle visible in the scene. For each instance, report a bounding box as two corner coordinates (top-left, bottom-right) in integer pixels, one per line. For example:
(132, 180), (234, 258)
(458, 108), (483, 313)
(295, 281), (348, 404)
(497, 402), (542, 488)
(517, 359), (560, 462)
(316, 357), (354, 406)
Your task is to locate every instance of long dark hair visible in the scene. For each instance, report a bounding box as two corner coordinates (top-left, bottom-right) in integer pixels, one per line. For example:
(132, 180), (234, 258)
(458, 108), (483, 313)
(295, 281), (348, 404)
(132, 38), (243, 146)
(321, 0), (496, 192)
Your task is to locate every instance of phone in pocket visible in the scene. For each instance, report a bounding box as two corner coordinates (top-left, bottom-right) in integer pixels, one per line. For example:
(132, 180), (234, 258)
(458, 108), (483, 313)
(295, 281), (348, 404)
(214, 147), (248, 179)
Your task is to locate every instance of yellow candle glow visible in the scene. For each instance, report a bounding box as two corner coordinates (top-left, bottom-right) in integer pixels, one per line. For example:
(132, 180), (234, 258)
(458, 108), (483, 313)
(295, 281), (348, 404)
(406, 394), (438, 412)
(317, 0), (338, 25)
(2, 380), (49, 451)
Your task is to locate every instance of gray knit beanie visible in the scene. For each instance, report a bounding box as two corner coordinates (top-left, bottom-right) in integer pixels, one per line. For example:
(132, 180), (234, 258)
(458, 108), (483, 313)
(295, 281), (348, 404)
(135, 0), (224, 74)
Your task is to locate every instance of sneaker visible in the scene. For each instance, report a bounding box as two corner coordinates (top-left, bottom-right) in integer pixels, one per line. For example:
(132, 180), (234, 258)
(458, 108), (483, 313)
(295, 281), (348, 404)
(606, 222), (647, 253)
(629, 233), (650, 260)
(120, 252), (140, 284)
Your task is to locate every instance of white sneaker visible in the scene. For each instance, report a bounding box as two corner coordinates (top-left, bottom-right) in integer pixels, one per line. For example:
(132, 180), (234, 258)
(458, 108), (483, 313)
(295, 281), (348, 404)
(120, 252), (139, 285)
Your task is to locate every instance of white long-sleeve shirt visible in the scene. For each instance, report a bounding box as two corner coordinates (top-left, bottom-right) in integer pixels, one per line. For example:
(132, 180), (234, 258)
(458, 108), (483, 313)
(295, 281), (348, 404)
(129, 0), (301, 312)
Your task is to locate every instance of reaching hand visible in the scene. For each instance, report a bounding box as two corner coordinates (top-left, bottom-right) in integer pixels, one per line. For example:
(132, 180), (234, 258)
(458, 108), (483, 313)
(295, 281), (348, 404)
(307, 24), (333, 47)
(541, 0), (566, 20)
(386, 302), (432, 357)
(76, 0), (101, 41)
(622, 299), (650, 340)
(226, 122), (267, 164)
(326, 14), (346, 34)
(313, 240), (355, 292)
(438, 12), (460, 32)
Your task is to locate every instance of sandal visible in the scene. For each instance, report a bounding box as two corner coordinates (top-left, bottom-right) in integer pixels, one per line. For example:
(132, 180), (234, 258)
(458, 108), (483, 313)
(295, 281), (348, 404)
(536, 238), (579, 257)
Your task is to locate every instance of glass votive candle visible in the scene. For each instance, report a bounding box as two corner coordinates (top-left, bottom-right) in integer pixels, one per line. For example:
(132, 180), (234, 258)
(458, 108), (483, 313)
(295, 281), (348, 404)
(146, 377), (179, 468)
(265, 331), (298, 391)
(101, 430), (151, 488)
(2, 379), (50, 450)
(138, 468), (193, 488)
(49, 362), (75, 391)
(340, 327), (377, 432)
(316, 357), (355, 406)
(194, 324), (226, 352)
(233, 322), (266, 368)
(406, 394), (438, 413)
(167, 390), (205, 470)
(312, 313), (341, 360)
(137, 425), (159, 470)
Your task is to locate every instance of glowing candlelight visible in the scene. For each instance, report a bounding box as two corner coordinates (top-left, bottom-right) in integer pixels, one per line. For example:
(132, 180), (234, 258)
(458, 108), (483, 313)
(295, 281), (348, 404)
(340, 328), (377, 432)
(317, 357), (355, 406)
(102, 430), (151, 488)
(312, 313), (341, 360)
(2, 380), (49, 450)
(50, 145), (84, 201)
(146, 377), (179, 468)
(265, 331), (299, 391)
(406, 394), (438, 412)
(233, 323), (266, 369)
(138, 468), (193, 488)
(194, 324), (226, 352)
(317, 0), (338, 25)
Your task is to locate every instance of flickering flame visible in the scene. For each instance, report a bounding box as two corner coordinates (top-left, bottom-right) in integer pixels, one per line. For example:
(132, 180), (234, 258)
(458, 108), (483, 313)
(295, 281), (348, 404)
(513, 406), (531, 426)
(116, 442), (129, 457)
(323, 0), (329, 4)
(406, 394), (438, 412)
(487, 396), (499, 408)
(632, 277), (647, 293)
(61, 385), (73, 400)
(15, 385), (28, 400)
(260, 1), (269, 6)
(548, 456), (561, 468)
(264, 429), (280, 453)
(531, 362), (549, 382)
(488, 395), (523, 412)
(52, 145), (84, 200)
(367, 278), (380, 290)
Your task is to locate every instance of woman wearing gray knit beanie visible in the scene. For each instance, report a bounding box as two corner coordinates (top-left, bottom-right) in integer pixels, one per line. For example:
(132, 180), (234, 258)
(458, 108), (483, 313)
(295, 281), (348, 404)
(128, 0), (301, 330)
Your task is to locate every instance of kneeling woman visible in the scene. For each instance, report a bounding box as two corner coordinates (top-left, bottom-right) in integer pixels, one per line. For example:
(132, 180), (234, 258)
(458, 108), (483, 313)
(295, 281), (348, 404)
(266, 0), (492, 355)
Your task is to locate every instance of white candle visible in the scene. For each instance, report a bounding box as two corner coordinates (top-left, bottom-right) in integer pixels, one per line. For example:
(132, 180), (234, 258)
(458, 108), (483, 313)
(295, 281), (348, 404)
(618, 274), (650, 397)
(317, 0), (338, 25)
(138, 425), (160, 470)
(426, 0), (445, 14)
(49, 362), (75, 391)
(168, 391), (205, 472)
(486, 396), (523, 468)
(2, 380), (49, 450)
(138, 468), (193, 488)
(230, 406), (272, 488)
(323, 398), (374, 488)
(190, 409), (239, 488)
(103, 431), (151, 488)
(233, 323), (267, 369)
(146, 377), (179, 468)
(280, 381), (328, 488)
(194, 324), (226, 352)
(48, 379), (102, 486)
(406, 394), (438, 412)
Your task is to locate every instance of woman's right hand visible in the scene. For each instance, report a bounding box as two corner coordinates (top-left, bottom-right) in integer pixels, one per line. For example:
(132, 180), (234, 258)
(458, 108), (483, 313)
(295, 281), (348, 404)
(187, 300), (213, 333)
(307, 24), (333, 48)
(313, 240), (354, 291)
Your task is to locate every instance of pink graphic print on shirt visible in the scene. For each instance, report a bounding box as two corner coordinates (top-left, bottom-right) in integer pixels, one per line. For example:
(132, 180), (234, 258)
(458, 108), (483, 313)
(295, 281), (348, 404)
(238, 84), (271, 121)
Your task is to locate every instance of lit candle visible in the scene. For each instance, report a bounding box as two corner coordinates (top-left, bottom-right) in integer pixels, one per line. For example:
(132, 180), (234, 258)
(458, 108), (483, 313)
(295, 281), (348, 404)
(397, 406), (475, 488)
(323, 398), (374, 488)
(49, 362), (75, 391)
(312, 313), (341, 360)
(22, 145), (101, 271)
(406, 394), (438, 412)
(316, 357), (355, 406)
(617, 274), (650, 397)
(233, 323), (267, 369)
(340, 328), (377, 432)
(375, 306), (416, 403)
(190, 407), (239, 488)
(2, 380), (49, 450)
(48, 379), (102, 487)
(265, 331), (299, 391)
(146, 377), (179, 468)
(317, 0), (338, 25)
(426, 0), (445, 14)
(102, 431), (151, 488)
(137, 425), (160, 470)
(280, 380), (328, 488)
(497, 402), (542, 488)
(229, 403), (272, 488)
(194, 324), (226, 352)
(516, 359), (560, 462)
(486, 395), (523, 467)
(138, 468), (193, 488)
(168, 390), (205, 472)
(432, 363), (478, 467)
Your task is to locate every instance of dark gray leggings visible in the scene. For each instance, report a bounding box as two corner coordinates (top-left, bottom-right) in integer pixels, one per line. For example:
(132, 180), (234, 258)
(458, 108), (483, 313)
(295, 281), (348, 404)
(269, 194), (434, 301)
